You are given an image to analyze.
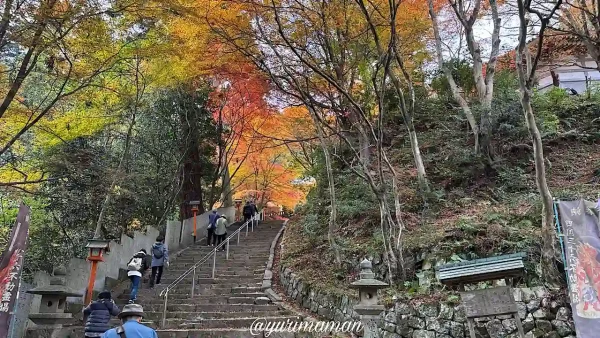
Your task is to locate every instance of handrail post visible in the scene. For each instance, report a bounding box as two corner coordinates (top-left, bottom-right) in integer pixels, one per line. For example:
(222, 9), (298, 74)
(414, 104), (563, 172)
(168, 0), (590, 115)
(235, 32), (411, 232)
(252, 216), (254, 232)
(246, 221), (249, 237)
(162, 291), (168, 328)
(226, 238), (230, 260)
(191, 266), (196, 298)
(212, 250), (216, 279)
(237, 229), (240, 245)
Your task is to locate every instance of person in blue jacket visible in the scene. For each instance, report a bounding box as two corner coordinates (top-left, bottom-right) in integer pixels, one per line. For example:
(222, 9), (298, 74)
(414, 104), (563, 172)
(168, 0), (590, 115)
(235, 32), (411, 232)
(149, 235), (169, 287)
(207, 209), (218, 246)
(83, 291), (120, 338)
(101, 304), (157, 338)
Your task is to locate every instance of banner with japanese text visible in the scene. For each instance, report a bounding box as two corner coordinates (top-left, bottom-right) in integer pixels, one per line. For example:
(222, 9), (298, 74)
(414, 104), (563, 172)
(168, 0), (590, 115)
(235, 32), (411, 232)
(0, 203), (30, 337)
(557, 199), (600, 338)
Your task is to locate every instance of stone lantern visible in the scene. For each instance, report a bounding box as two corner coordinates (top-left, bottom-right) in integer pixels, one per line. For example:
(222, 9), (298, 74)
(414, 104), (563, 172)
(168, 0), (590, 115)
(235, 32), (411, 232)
(189, 200), (201, 242)
(350, 259), (389, 338)
(84, 238), (110, 304)
(26, 267), (83, 338)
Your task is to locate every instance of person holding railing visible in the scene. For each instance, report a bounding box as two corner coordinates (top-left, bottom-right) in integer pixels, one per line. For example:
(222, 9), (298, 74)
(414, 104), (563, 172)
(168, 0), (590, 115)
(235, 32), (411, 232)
(243, 201), (253, 224)
(214, 215), (229, 252)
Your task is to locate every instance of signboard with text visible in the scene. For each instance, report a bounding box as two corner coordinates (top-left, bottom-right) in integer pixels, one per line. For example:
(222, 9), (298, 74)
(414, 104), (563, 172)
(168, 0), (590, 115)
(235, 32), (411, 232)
(558, 199), (600, 338)
(0, 203), (30, 337)
(460, 286), (518, 318)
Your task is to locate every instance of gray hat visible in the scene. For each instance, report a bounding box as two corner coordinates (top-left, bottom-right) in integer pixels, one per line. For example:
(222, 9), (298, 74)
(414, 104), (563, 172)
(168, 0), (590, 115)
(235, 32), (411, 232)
(118, 303), (144, 318)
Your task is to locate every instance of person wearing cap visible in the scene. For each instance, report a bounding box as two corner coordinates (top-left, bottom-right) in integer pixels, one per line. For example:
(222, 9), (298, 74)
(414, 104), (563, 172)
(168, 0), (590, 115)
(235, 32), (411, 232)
(83, 291), (119, 338)
(126, 249), (148, 304)
(101, 303), (158, 338)
(214, 214), (229, 252)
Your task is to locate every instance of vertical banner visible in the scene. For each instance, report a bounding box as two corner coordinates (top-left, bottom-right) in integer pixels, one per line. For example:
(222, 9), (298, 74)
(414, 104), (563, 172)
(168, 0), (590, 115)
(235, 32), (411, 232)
(0, 203), (30, 337)
(557, 199), (600, 337)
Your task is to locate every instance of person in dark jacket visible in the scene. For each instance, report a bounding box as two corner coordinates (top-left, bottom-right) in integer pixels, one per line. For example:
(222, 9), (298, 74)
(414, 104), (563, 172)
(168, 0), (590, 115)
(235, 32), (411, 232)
(149, 235), (169, 287)
(126, 249), (148, 303)
(243, 201), (253, 224)
(207, 209), (218, 246)
(83, 291), (120, 337)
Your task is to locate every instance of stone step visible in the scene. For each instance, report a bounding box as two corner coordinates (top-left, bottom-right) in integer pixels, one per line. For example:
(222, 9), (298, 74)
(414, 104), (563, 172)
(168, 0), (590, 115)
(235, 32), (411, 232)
(160, 267), (264, 274)
(176, 252), (272, 259)
(176, 253), (270, 259)
(129, 303), (281, 313)
(144, 310), (291, 320)
(164, 282), (263, 290)
(164, 316), (301, 329)
(156, 273), (263, 281)
(172, 260), (268, 268)
(155, 328), (271, 338)
(166, 275), (262, 282)
(144, 286), (265, 296)
(168, 261), (267, 269)
(157, 278), (263, 287)
(117, 295), (267, 305)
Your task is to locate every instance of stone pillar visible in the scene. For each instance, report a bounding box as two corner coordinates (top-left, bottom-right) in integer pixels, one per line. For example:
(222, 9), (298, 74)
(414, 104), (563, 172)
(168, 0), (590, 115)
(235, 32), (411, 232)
(350, 259), (389, 338)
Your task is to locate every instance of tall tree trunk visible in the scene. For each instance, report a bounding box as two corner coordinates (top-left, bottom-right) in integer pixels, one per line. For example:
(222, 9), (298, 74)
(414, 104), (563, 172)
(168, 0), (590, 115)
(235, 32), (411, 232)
(405, 116), (428, 191)
(447, 0), (501, 160)
(179, 102), (206, 218)
(515, 0), (562, 285)
(93, 114), (136, 238)
(518, 88), (559, 284)
(307, 106), (342, 267)
(428, 0), (479, 151)
(222, 163), (233, 207)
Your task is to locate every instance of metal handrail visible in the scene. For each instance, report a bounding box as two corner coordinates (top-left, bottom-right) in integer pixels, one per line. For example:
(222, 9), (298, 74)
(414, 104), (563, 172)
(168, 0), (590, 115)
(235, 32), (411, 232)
(159, 213), (259, 327)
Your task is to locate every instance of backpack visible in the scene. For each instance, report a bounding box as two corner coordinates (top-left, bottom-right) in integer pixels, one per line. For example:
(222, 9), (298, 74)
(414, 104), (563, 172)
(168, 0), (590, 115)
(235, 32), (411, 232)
(152, 245), (164, 259)
(127, 257), (142, 271)
(116, 325), (127, 338)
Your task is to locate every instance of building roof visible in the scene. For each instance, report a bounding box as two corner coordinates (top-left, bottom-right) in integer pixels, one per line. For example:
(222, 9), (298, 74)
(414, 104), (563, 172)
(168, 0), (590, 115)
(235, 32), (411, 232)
(437, 252), (526, 286)
(497, 32), (589, 72)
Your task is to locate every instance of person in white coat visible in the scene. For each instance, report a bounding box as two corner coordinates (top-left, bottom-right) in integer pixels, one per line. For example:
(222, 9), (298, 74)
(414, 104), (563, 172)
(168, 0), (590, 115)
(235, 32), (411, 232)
(214, 215), (229, 252)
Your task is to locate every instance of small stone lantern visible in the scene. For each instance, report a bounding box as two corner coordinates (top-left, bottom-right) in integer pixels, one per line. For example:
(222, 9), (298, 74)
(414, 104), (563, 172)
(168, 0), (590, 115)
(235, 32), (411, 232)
(26, 267), (83, 328)
(350, 259), (389, 338)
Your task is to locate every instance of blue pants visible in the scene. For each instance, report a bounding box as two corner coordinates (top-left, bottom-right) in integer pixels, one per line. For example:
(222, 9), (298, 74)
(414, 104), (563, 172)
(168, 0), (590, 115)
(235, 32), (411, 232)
(129, 275), (141, 300)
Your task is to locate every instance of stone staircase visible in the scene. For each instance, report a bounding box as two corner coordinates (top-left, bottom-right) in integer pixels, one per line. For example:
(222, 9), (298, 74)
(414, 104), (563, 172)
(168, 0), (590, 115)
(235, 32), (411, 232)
(113, 220), (301, 337)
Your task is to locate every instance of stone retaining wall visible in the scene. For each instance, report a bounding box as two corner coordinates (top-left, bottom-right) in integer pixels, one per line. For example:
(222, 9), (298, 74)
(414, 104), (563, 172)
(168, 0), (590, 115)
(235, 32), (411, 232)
(279, 265), (576, 338)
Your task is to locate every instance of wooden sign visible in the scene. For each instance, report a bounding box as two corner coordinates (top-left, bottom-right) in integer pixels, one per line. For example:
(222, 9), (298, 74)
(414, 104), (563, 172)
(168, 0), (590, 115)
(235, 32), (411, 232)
(460, 286), (524, 338)
(460, 286), (517, 318)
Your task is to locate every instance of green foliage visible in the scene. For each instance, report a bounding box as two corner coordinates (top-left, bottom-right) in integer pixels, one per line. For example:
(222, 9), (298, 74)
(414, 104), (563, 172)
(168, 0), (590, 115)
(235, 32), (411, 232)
(496, 166), (530, 193)
(0, 81), (223, 275)
(0, 197), (78, 281)
(430, 59), (476, 100)
(532, 88), (568, 134)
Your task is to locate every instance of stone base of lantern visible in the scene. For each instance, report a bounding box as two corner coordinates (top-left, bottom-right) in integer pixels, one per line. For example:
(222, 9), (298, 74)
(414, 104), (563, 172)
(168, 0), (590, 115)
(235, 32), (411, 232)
(24, 325), (78, 338)
(28, 313), (76, 326)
